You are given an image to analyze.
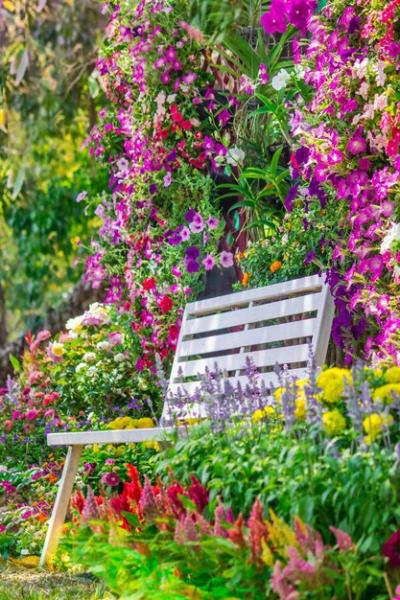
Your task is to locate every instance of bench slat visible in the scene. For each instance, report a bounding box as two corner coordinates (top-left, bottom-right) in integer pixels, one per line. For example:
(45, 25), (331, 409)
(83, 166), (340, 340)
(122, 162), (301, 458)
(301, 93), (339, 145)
(184, 294), (320, 336)
(47, 427), (178, 447)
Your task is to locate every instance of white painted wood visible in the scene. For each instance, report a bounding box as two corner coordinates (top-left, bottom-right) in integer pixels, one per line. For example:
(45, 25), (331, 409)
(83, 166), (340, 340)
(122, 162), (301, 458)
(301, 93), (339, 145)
(167, 368), (308, 397)
(185, 274), (324, 316)
(179, 318), (316, 357)
(47, 426), (181, 447)
(41, 274), (334, 565)
(39, 445), (82, 567)
(171, 344), (310, 379)
(184, 294), (320, 336)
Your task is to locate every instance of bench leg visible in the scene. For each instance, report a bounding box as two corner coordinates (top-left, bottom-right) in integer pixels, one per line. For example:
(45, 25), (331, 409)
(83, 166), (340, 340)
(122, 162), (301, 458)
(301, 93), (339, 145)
(40, 445), (83, 568)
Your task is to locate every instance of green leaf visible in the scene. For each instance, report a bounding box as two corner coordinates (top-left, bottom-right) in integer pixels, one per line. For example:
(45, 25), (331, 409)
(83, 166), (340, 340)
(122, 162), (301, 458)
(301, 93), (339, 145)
(9, 354), (21, 373)
(177, 494), (197, 511)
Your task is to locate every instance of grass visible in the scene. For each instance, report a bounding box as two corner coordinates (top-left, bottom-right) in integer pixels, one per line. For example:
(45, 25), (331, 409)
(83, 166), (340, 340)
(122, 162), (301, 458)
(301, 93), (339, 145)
(0, 562), (113, 600)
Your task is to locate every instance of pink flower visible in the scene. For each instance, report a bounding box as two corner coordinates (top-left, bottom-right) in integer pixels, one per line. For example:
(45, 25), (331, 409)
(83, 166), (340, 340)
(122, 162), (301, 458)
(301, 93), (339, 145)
(220, 251), (234, 268)
(202, 254), (215, 271)
(108, 332), (123, 346)
(346, 135), (367, 155)
(260, 3), (287, 35)
(217, 109), (231, 127)
(329, 526), (354, 552)
(101, 472), (120, 487)
(207, 216), (219, 230)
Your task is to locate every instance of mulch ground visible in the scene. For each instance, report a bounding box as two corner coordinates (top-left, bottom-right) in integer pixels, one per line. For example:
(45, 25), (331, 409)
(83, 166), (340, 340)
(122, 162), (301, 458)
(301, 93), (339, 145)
(0, 562), (112, 600)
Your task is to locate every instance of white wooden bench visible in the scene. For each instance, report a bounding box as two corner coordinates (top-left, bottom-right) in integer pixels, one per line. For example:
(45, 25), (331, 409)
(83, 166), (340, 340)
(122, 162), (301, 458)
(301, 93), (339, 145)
(39, 274), (334, 566)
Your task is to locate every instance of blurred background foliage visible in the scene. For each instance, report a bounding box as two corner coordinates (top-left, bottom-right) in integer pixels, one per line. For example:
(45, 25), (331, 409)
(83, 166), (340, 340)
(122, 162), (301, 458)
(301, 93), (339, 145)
(0, 0), (107, 341)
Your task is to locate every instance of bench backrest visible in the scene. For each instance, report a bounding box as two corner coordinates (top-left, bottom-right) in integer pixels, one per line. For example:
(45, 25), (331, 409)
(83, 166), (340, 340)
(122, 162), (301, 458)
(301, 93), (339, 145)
(166, 274), (334, 400)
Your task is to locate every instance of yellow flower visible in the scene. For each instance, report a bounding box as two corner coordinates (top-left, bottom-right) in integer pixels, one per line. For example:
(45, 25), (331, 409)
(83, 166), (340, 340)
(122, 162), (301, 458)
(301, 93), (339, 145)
(252, 406), (275, 423)
(51, 342), (65, 357)
(274, 387), (284, 402)
(295, 379), (308, 389)
(135, 417), (155, 428)
(317, 368), (352, 403)
(261, 539), (274, 567)
(385, 367), (400, 384)
(317, 367), (351, 389)
(294, 396), (306, 421)
(363, 412), (393, 444)
(266, 510), (297, 557)
(373, 384), (400, 404)
(143, 440), (161, 451)
(107, 416), (137, 430)
(322, 409), (346, 437)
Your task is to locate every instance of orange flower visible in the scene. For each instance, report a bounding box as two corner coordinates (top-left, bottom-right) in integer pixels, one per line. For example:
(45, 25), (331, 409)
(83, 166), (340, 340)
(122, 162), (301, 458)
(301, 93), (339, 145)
(36, 513), (48, 523)
(241, 272), (250, 287)
(270, 260), (282, 273)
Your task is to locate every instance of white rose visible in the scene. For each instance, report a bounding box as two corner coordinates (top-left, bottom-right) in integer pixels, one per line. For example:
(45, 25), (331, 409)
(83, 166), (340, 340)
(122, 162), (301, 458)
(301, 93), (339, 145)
(96, 341), (111, 352)
(65, 315), (84, 333)
(114, 353), (126, 363)
(83, 352), (96, 363)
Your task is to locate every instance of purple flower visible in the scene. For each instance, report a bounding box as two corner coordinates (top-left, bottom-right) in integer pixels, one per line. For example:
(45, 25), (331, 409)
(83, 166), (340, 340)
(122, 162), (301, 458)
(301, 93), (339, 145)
(217, 109), (231, 127)
(163, 172), (172, 187)
(186, 260), (200, 273)
(185, 246), (200, 260)
(220, 251), (234, 268)
(260, 3), (287, 34)
(190, 220), (204, 234)
(202, 254), (215, 271)
(304, 250), (316, 266)
(284, 184), (299, 212)
(101, 471), (120, 487)
(207, 216), (219, 230)
(180, 227), (190, 242)
(184, 208), (197, 223)
(346, 135), (367, 155)
(76, 191), (88, 203)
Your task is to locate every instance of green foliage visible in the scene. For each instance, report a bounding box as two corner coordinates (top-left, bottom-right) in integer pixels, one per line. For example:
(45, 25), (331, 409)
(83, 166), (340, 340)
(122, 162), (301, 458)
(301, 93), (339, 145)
(152, 423), (400, 554)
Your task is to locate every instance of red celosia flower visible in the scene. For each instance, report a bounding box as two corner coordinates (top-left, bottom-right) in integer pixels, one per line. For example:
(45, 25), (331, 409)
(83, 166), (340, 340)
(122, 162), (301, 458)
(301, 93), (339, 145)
(247, 498), (269, 561)
(71, 490), (85, 515)
(188, 475), (209, 513)
(382, 528), (400, 567)
(228, 513), (246, 547)
(167, 482), (187, 518)
(139, 476), (158, 521)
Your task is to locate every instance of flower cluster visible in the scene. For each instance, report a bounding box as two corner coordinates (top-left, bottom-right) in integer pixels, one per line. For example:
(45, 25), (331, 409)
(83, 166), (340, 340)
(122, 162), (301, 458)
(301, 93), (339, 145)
(81, 0), (238, 370)
(288, 0), (400, 364)
(69, 466), (369, 599)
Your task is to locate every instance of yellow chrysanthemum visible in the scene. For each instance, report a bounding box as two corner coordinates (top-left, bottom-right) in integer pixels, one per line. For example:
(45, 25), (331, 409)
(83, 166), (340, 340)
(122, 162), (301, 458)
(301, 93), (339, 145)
(363, 412), (393, 444)
(252, 406), (275, 423)
(294, 396), (306, 421)
(135, 417), (155, 428)
(373, 384), (400, 404)
(142, 440), (161, 451)
(385, 367), (400, 384)
(322, 409), (346, 437)
(317, 368), (352, 390)
(107, 416), (137, 430)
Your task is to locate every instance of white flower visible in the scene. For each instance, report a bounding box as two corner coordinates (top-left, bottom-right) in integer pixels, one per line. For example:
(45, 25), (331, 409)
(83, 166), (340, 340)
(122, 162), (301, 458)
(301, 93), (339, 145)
(353, 58), (369, 79)
(375, 60), (387, 87)
(65, 315), (84, 333)
(114, 353), (126, 363)
(20, 549), (29, 556)
(83, 352), (97, 363)
(87, 367), (97, 377)
(381, 223), (400, 254)
(96, 341), (111, 352)
(226, 146), (245, 167)
(76, 363), (87, 372)
(271, 69), (291, 91)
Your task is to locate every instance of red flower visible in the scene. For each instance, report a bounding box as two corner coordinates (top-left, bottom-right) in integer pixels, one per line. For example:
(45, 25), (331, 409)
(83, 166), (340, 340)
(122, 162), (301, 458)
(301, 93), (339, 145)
(167, 482), (187, 517)
(383, 529), (400, 567)
(188, 475), (209, 513)
(247, 498), (268, 561)
(142, 277), (157, 291)
(158, 295), (173, 313)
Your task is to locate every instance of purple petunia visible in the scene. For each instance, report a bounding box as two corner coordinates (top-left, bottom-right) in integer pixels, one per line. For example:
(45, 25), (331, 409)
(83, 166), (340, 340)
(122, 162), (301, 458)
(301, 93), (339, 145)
(186, 260), (200, 273)
(185, 246), (200, 260)
(220, 251), (234, 268)
(202, 254), (215, 271)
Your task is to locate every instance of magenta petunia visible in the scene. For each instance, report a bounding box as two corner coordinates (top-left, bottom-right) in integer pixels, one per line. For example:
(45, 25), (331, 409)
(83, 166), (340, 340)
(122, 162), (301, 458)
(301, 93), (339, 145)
(346, 135), (367, 155)
(202, 254), (215, 271)
(260, 3), (287, 35)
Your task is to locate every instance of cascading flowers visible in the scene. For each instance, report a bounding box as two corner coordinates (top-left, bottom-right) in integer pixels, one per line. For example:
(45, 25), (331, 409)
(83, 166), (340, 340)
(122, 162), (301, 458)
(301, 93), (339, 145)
(81, 0), (238, 372)
(288, 0), (400, 364)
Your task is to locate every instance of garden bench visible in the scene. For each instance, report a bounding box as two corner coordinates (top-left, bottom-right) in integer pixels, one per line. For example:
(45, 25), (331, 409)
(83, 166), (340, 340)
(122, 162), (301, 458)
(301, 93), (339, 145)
(40, 274), (334, 566)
